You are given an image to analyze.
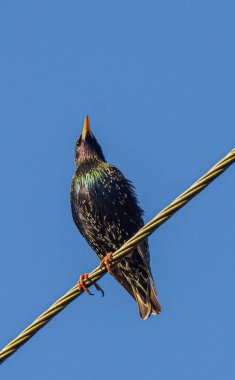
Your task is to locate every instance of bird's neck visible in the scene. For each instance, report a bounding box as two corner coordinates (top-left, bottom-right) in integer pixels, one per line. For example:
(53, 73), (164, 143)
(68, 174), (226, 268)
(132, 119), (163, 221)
(76, 156), (107, 177)
(74, 159), (110, 190)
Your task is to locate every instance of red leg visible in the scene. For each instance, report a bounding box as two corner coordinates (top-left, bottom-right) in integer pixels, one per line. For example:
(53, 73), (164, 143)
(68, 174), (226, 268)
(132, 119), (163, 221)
(78, 273), (93, 295)
(100, 252), (113, 273)
(77, 273), (104, 297)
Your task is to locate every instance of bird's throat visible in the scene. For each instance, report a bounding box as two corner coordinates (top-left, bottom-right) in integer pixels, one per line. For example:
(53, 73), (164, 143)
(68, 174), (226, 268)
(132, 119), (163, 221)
(75, 160), (109, 191)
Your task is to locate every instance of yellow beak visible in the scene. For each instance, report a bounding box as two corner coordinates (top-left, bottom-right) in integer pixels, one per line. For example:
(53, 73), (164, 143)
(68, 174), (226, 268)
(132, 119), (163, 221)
(82, 115), (91, 140)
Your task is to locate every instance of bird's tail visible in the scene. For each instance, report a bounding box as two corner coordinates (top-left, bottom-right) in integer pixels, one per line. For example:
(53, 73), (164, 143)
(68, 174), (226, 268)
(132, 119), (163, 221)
(132, 275), (161, 320)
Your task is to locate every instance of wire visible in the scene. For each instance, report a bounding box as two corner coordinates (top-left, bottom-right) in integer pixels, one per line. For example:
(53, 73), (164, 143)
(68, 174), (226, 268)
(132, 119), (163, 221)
(0, 148), (234, 364)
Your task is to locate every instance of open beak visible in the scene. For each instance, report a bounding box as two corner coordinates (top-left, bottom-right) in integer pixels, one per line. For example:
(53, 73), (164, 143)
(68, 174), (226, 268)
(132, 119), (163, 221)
(82, 115), (91, 140)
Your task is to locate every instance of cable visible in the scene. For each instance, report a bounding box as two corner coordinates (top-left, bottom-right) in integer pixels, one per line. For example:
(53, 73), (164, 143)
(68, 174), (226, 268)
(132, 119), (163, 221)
(0, 148), (234, 364)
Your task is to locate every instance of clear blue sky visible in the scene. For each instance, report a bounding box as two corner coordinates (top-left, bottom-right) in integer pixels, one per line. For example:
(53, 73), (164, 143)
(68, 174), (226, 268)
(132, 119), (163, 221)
(0, 1), (234, 379)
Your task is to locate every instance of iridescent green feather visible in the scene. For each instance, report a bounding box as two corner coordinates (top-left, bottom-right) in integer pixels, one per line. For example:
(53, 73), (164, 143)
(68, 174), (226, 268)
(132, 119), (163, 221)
(73, 162), (110, 193)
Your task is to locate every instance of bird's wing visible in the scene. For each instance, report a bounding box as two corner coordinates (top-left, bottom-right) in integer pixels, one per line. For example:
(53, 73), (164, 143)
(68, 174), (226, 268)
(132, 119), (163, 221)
(136, 239), (151, 272)
(110, 266), (135, 300)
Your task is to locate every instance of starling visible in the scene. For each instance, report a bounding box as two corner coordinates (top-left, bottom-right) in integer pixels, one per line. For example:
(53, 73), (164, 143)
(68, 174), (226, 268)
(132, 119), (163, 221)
(70, 116), (161, 320)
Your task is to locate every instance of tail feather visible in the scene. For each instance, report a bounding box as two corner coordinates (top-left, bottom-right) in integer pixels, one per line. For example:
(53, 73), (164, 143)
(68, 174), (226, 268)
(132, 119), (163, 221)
(132, 286), (152, 320)
(132, 276), (161, 320)
(150, 278), (161, 315)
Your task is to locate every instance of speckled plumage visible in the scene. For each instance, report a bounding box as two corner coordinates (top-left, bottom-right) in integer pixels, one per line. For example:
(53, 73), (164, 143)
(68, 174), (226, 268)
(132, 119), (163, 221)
(70, 117), (161, 319)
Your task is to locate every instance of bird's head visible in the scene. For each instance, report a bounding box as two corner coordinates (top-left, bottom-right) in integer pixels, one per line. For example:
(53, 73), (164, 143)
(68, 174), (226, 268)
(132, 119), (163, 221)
(75, 116), (106, 166)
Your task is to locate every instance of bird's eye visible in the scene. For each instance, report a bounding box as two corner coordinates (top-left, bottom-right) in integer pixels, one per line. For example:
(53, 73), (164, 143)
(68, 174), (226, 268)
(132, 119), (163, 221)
(76, 136), (82, 147)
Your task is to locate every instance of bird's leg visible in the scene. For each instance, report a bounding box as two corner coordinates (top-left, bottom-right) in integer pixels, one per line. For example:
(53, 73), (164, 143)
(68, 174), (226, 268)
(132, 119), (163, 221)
(78, 274), (94, 296)
(77, 273), (104, 297)
(99, 252), (113, 273)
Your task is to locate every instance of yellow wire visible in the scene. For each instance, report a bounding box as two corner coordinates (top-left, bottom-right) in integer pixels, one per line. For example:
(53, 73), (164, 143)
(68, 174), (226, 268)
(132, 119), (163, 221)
(0, 148), (234, 364)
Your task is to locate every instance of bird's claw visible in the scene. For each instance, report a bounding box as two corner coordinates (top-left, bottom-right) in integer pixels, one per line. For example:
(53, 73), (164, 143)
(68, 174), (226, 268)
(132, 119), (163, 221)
(94, 282), (105, 297)
(77, 273), (104, 297)
(100, 252), (113, 273)
(78, 274), (94, 295)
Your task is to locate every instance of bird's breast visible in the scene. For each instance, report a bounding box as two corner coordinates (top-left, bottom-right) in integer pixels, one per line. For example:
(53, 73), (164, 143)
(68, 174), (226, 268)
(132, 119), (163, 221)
(71, 165), (144, 256)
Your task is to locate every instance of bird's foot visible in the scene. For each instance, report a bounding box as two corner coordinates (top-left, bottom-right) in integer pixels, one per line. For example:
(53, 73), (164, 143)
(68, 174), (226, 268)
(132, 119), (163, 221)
(99, 252), (113, 273)
(78, 274), (93, 295)
(77, 273), (104, 297)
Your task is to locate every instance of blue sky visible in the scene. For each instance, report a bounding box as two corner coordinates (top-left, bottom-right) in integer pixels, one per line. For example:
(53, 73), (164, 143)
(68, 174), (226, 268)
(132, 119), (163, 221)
(0, 1), (234, 379)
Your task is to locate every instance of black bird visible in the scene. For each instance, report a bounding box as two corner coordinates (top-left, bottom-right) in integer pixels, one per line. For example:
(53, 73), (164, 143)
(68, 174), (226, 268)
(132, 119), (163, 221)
(70, 116), (161, 320)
